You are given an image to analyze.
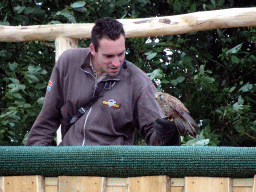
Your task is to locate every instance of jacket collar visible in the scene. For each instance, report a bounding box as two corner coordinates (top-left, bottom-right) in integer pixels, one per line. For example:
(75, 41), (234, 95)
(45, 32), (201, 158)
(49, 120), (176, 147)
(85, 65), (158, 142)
(80, 50), (127, 82)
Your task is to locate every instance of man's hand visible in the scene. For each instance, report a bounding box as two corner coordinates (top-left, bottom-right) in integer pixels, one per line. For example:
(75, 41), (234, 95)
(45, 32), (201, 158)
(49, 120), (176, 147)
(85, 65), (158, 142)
(153, 118), (181, 146)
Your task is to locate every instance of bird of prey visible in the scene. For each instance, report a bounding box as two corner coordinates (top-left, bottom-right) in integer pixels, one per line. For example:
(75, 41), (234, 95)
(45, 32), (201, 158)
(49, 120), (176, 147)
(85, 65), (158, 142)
(155, 92), (198, 138)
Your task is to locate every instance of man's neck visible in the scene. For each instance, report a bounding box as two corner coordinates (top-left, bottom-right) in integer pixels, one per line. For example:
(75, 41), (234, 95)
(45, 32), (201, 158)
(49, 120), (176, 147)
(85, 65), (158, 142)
(90, 57), (105, 79)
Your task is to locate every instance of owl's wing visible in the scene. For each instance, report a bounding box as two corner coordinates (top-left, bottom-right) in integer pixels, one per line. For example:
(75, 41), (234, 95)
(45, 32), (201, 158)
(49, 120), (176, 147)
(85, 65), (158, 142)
(168, 100), (198, 138)
(174, 112), (197, 138)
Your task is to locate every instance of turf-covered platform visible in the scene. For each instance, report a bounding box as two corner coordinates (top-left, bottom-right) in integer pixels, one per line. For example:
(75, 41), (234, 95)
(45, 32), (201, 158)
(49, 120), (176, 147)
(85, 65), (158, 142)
(1, 146), (256, 178)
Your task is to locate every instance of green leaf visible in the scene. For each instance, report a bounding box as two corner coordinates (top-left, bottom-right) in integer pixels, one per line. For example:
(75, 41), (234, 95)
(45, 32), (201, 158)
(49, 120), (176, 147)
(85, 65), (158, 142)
(48, 21), (62, 25)
(13, 93), (23, 99)
(226, 43), (243, 55)
(233, 102), (243, 112)
(71, 1), (86, 8)
(24, 104), (31, 108)
(25, 74), (39, 83)
(173, 1), (181, 12)
(14, 6), (25, 14)
(238, 96), (244, 105)
(147, 69), (163, 80)
(0, 50), (6, 57)
(217, 0), (225, 6)
(190, 3), (196, 12)
(37, 97), (44, 105)
(177, 76), (185, 83)
(74, 7), (87, 12)
(215, 109), (223, 115)
(57, 11), (76, 23)
(35, 84), (46, 90)
(8, 62), (18, 71)
(171, 79), (178, 86)
(231, 55), (239, 63)
(24, 7), (36, 15)
(249, 55), (256, 62)
(161, 80), (170, 84)
(0, 21), (10, 26)
(146, 52), (157, 60)
(239, 82), (253, 92)
(229, 86), (236, 92)
(9, 78), (20, 84)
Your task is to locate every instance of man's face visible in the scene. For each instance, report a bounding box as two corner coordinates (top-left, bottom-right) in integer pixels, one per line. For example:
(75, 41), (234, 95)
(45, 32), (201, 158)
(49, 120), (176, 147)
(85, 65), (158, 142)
(90, 35), (126, 77)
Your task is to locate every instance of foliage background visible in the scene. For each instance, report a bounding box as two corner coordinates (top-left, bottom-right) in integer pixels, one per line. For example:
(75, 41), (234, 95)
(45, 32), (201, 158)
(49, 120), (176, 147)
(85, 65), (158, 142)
(0, 0), (255, 146)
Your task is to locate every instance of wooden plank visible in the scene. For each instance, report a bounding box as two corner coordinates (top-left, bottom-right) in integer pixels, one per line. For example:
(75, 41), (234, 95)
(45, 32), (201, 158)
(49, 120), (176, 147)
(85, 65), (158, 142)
(170, 178), (184, 192)
(0, 8), (255, 42)
(184, 177), (232, 192)
(253, 175), (256, 192)
(0, 177), (3, 192)
(55, 36), (78, 145)
(58, 176), (105, 192)
(233, 187), (252, 192)
(2, 176), (44, 192)
(233, 178), (254, 187)
(129, 175), (171, 192)
(45, 177), (58, 192)
(106, 178), (128, 192)
(170, 178), (184, 186)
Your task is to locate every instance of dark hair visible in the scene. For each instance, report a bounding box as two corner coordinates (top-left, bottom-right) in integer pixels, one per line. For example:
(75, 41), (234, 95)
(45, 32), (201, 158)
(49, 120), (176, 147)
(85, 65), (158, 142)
(91, 17), (125, 52)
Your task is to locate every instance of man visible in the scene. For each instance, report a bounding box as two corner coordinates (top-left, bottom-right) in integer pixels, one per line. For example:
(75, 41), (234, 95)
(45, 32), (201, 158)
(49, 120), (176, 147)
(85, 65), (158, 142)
(26, 18), (180, 146)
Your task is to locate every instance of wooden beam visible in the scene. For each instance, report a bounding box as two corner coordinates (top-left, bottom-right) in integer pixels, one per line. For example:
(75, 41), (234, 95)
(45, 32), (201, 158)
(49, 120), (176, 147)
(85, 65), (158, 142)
(0, 7), (255, 42)
(129, 176), (171, 192)
(184, 177), (232, 192)
(55, 36), (78, 145)
(1, 176), (44, 192)
(58, 176), (106, 192)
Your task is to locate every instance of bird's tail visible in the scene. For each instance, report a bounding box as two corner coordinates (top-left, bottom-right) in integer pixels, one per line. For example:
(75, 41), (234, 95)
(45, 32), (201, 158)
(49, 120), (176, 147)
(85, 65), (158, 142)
(174, 114), (198, 138)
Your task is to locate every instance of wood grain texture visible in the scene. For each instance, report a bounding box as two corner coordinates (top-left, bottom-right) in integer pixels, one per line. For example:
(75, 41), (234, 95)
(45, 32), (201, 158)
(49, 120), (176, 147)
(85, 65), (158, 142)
(0, 8), (255, 42)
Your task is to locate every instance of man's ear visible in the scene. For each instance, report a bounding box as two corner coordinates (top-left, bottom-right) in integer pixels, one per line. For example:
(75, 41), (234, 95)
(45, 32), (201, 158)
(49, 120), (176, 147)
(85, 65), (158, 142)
(89, 43), (96, 56)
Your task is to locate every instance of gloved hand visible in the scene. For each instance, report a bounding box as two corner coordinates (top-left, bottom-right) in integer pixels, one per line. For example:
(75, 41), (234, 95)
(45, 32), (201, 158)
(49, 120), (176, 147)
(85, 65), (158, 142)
(153, 118), (181, 146)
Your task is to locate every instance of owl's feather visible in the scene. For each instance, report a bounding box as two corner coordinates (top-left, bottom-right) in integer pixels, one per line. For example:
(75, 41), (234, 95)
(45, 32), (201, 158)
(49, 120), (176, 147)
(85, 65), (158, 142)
(156, 92), (198, 138)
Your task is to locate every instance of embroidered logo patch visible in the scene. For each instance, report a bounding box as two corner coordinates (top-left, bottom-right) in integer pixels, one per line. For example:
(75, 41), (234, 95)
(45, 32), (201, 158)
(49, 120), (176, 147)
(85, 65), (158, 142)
(47, 80), (53, 91)
(103, 99), (120, 108)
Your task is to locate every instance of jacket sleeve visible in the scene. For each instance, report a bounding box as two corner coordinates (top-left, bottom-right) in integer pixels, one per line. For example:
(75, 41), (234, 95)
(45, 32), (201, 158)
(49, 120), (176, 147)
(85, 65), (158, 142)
(134, 83), (165, 146)
(26, 53), (66, 146)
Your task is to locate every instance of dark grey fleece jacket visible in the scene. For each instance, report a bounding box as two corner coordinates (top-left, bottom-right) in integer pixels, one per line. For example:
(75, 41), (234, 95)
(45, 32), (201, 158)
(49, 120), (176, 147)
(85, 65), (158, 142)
(26, 48), (164, 146)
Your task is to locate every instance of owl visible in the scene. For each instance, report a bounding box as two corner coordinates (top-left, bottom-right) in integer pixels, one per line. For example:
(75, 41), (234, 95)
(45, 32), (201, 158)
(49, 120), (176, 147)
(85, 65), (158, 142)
(155, 92), (198, 138)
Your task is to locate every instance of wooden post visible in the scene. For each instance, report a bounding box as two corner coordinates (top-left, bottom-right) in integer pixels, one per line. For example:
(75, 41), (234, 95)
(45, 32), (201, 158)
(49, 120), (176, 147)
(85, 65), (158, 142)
(1, 176), (44, 192)
(58, 176), (105, 192)
(253, 175), (256, 192)
(184, 177), (232, 192)
(55, 36), (78, 145)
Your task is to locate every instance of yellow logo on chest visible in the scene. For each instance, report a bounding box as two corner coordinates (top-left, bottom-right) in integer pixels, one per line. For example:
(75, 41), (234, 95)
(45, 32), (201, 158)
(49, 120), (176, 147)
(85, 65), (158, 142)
(103, 99), (120, 108)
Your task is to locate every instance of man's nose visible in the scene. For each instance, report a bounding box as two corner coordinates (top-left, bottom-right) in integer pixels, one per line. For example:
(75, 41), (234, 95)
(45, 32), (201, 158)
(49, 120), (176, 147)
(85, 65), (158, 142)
(112, 57), (120, 67)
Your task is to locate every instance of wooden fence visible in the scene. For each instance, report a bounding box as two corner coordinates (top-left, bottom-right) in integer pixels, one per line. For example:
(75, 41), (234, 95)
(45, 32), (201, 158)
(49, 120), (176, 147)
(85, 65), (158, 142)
(1, 175), (256, 192)
(1, 7), (256, 192)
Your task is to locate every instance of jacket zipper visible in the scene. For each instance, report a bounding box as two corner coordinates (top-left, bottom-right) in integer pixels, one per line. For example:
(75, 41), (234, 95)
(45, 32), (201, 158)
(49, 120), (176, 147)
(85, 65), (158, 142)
(81, 70), (96, 146)
(80, 69), (120, 146)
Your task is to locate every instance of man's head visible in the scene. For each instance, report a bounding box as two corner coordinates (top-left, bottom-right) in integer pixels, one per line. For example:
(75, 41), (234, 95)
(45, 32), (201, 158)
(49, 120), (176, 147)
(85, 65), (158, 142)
(91, 17), (125, 52)
(90, 18), (126, 77)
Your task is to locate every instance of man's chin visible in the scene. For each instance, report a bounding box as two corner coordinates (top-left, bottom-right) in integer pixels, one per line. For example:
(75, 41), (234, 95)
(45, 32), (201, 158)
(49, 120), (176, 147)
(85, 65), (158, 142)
(107, 70), (120, 77)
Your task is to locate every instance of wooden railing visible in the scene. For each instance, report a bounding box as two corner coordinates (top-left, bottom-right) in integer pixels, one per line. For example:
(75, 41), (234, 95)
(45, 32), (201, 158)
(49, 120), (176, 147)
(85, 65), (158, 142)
(1, 175), (256, 192)
(1, 8), (256, 192)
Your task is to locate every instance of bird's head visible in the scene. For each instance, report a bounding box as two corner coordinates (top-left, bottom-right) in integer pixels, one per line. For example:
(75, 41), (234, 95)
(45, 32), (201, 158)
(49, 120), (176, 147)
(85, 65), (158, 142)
(155, 92), (166, 101)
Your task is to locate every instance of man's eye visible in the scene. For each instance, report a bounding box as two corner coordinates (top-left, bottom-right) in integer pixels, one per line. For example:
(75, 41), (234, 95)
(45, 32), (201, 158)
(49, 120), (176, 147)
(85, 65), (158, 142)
(106, 55), (114, 58)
